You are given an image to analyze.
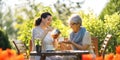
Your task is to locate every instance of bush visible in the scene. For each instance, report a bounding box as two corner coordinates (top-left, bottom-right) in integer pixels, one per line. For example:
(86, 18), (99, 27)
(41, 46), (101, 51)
(0, 29), (11, 50)
(79, 12), (120, 53)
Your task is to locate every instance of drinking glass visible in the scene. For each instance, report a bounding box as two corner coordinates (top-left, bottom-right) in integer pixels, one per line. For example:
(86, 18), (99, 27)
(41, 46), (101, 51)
(51, 29), (61, 39)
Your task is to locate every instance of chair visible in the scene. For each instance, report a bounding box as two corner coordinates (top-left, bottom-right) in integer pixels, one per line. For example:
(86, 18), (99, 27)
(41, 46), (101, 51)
(82, 34), (112, 60)
(82, 37), (98, 60)
(91, 37), (99, 56)
(30, 40), (32, 52)
(91, 34), (112, 57)
(13, 40), (29, 60)
(99, 34), (112, 57)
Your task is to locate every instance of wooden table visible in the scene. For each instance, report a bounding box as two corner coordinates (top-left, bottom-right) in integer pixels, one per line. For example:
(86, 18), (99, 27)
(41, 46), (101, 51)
(30, 50), (89, 60)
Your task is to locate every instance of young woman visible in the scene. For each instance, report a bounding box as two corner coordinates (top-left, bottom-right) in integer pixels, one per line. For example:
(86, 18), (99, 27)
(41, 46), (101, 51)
(30, 12), (60, 60)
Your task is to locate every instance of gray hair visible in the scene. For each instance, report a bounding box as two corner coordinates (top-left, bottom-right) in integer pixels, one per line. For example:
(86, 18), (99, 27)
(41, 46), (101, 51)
(68, 14), (82, 26)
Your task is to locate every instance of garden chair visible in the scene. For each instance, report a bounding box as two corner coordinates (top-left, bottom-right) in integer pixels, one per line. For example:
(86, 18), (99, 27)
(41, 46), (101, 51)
(82, 34), (112, 60)
(82, 37), (98, 60)
(91, 34), (112, 57)
(91, 37), (99, 56)
(99, 34), (112, 58)
(13, 40), (29, 60)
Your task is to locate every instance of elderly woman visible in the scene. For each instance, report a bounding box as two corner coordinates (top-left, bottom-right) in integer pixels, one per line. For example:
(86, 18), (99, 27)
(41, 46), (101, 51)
(64, 14), (95, 59)
(68, 14), (91, 50)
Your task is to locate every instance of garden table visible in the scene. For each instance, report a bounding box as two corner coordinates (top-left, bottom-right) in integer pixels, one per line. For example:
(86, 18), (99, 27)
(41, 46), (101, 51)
(30, 50), (89, 60)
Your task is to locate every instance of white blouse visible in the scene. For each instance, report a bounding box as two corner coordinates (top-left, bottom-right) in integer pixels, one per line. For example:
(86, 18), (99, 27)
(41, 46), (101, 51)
(83, 31), (95, 58)
(82, 31), (91, 46)
(32, 26), (54, 51)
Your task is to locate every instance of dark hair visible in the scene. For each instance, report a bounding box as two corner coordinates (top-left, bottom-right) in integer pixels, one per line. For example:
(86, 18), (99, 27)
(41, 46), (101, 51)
(35, 12), (52, 26)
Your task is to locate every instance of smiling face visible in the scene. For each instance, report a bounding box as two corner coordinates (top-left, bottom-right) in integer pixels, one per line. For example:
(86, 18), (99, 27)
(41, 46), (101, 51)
(69, 20), (80, 33)
(42, 15), (52, 27)
(68, 14), (82, 33)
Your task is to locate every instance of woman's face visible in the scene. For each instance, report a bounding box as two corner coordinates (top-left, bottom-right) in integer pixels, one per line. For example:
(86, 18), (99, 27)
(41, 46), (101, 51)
(43, 15), (52, 27)
(69, 21), (80, 33)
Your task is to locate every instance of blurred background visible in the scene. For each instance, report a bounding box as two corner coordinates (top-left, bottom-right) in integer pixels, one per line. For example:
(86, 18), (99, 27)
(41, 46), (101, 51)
(0, 0), (120, 54)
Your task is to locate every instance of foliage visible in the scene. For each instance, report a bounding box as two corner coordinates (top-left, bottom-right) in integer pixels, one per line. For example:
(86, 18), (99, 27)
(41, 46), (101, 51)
(0, 0), (17, 40)
(0, 29), (11, 50)
(79, 11), (120, 53)
(51, 19), (70, 37)
(104, 12), (120, 53)
(2, 7), (17, 40)
(16, 20), (33, 48)
(53, 0), (85, 24)
(0, 0), (3, 28)
(99, 0), (120, 20)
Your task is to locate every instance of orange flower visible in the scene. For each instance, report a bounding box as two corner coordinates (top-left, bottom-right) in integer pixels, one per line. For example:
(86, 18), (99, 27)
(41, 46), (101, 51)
(116, 45), (120, 54)
(6, 49), (17, 57)
(0, 48), (2, 53)
(113, 54), (120, 60)
(15, 54), (25, 60)
(0, 48), (24, 60)
(82, 54), (93, 60)
(95, 56), (103, 60)
(0, 50), (9, 60)
(105, 53), (114, 60)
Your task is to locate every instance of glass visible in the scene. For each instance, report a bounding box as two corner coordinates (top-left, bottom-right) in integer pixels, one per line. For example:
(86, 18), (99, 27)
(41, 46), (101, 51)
(51, 29), (61, 39)
(51, 29), (61, 50)
(70, 23), (78, 25)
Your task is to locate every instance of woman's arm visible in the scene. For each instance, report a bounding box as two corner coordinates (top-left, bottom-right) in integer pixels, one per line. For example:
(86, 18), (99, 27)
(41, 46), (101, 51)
(71, 41), (90, 50)
(53, 39), (59, 50)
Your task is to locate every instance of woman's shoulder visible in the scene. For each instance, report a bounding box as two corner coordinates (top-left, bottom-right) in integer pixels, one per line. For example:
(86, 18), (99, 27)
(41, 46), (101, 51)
(85, 31), (90, 35)
(32, 26), (42, 31)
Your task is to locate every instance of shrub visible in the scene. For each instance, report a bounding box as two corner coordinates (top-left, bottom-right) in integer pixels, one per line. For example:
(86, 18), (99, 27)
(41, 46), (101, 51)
(0, 29), (11, 50)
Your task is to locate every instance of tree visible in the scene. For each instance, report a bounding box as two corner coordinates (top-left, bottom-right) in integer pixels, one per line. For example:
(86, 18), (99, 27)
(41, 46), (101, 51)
(0, 0), (17, 40)
(53, 0), (85, 24)
(0, 29), (11, 50)
(99, 0), (120, 20)
(0, 0), (3, 28)
(2, 7), (17, 40)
